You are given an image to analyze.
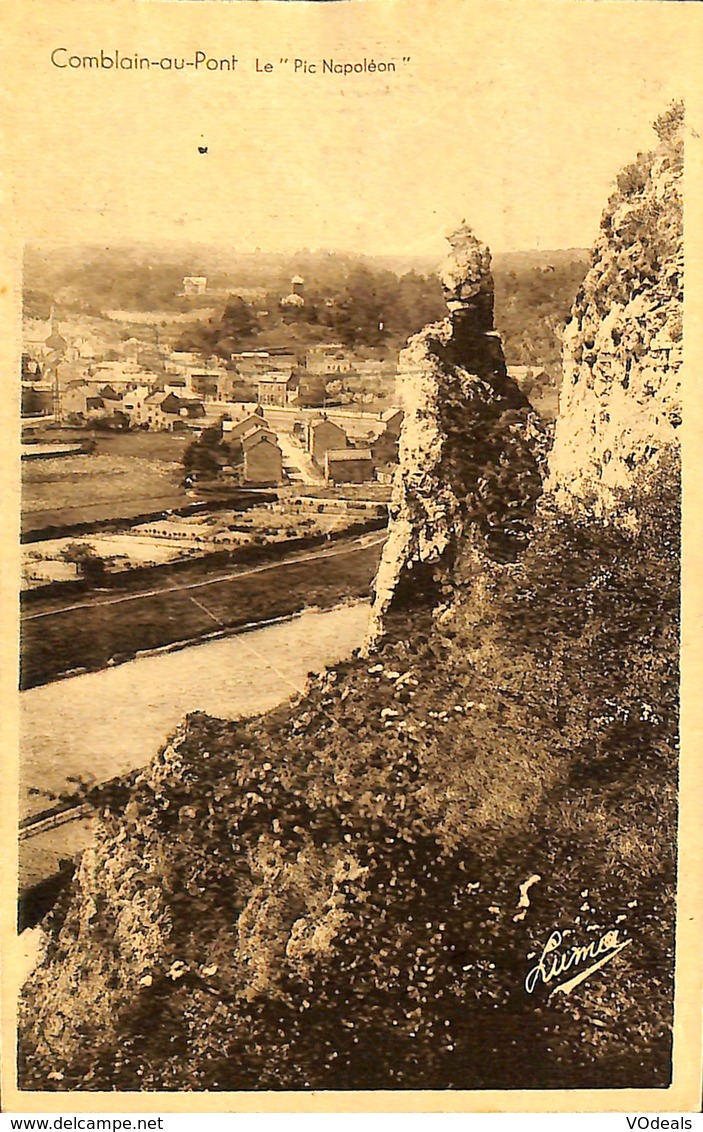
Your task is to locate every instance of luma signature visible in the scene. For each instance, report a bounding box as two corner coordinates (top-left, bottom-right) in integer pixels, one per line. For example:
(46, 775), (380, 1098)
(525, 928), (632, 996)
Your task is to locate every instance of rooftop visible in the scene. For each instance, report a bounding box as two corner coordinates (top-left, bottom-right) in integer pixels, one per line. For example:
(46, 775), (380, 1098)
(241, 425), (277, 447)
(243, 432), (281, 451)
(326, 449), (373, 463)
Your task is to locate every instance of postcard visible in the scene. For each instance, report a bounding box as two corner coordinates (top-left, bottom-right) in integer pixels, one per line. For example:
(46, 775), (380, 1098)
(1, 0), (702, 1114)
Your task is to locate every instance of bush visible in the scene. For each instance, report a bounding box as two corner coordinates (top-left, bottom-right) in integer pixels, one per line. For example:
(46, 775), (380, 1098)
(20, 452), (680, 1092)
(60, 542), (108, 585)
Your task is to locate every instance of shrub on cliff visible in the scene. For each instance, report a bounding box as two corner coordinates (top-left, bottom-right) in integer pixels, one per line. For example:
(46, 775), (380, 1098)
(19, 452), (679, 1092)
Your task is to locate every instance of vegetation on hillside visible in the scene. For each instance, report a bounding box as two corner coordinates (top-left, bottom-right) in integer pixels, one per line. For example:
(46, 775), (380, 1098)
(19, 453), (679, 1090)
(23, 245), (588, 401)
(494, 255), (588, 382)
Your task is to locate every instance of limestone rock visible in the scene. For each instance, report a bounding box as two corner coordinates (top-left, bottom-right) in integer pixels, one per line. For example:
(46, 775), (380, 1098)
(367, 223), (545, 646)
(547, 105), (683, 511)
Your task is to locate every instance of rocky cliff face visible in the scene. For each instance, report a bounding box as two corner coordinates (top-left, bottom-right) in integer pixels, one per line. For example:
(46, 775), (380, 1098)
(548, 105), (683, 510)
(367, 224), (545, 645)
(18, 121), (682, 1093)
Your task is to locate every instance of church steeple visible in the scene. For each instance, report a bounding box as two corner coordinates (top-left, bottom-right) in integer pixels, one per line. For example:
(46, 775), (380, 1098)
(45, 312), (67, 354)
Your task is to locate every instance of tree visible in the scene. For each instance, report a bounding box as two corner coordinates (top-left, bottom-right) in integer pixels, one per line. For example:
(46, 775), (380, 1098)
(61, 542), (107, 585)
(654, 100), (684, 144)
(182, 425), (235, 479)
(219, 296), (261, 342)
(333, 265), (390, 348)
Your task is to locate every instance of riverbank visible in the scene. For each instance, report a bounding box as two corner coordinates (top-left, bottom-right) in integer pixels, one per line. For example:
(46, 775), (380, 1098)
(19, 601), (372, 893)
(20, 530), (384, 688)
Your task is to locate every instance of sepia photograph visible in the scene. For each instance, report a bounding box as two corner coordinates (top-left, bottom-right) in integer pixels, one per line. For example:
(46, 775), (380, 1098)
(2, 0), (701, 1111)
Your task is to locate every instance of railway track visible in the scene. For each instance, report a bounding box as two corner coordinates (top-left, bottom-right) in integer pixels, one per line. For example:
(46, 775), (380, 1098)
(19, 801), (94, 842)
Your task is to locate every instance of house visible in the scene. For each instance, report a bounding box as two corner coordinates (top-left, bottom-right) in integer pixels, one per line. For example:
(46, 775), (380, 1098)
(240, 424), (278, 449)
(62, 380), (101, 418)
(63, 381), (111, 421)
(142, 391), (172, 430)
(21, 384), (53, 417)
(231, 349), (299, 377)
(280, 291), (305, 309)
(371, 428), (399, 466)
(306, 344), (355, 375)
(223, 411), (271, 440)
(120, 385), (153, 427)
(256, 372), (300, 407)
(306, 418), (348, 466)
(266, 347), (300, 369)
(22, 354), (42, 379)
(87, 360), (147, 388)
(243, 434), (283, 485)
(379, 408), (404, 436)
(170, 350), (203, 367)
(324, 449), (375, 484)
(231, 351), (273, 377)
(183, 276), (207, 296)
(280, 275), (306, 308)
(97, 384), (123, 404)
(141, 391), (205, 430)
(161, 377), (190, 397)
(162, 394), (207, 429)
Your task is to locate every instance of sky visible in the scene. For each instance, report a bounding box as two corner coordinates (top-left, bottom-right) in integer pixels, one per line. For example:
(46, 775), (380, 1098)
(5, 0), (699, 259)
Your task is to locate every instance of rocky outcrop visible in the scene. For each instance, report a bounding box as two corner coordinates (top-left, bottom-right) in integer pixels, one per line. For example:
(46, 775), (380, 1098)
(367, 224), (544, 644)
(18, 123), (682, 1093)
(548, 104), (683, 510)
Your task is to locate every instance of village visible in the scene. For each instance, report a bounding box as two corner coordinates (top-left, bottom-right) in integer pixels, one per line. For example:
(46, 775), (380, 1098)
(20, 271), (413, 589)
(21, 277), (406, 486)
(17, 259), (553, 898)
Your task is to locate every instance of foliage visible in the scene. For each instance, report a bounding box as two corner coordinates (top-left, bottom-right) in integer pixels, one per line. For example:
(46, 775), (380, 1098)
(493, 257), (588, 387)
(182, 427), (232, 478)
(20, 455), (679, 1091)
(187, 296), (263, 358)
(90, 411), (130, 432)
(60, 542), (107, 585)
(654, 100), (684, 145)
(23, 289), (53, 321)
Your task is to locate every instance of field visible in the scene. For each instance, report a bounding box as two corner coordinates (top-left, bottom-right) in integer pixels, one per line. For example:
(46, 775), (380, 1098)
(22, 425), (191, 462)
(20, 536), (384, 688)
(22, 451), (190, 534)
(22, 498), (384, 589)
(80, 430), (194, 462)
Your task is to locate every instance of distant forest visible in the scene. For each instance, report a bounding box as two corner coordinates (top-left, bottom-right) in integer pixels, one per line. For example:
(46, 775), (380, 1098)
(23, 244), (589, 381)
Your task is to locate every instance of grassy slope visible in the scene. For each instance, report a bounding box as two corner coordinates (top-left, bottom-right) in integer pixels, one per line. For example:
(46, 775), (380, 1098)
(19, 458), (679, 1091)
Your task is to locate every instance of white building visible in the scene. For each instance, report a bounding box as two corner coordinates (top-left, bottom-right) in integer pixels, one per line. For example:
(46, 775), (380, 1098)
(183, 276), (208, 296)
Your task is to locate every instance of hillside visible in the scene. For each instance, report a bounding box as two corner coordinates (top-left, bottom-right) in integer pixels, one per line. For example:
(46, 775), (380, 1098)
(24, 243), (587, 406)
(18, 111), (681, 1093)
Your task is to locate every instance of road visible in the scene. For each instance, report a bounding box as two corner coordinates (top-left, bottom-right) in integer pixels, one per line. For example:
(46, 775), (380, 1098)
(276, 431), (324, 485)
(19, 602), (372, 891)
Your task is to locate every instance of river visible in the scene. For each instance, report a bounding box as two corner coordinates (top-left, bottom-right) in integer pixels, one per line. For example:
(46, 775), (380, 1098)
(20, 601), (370, 823)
